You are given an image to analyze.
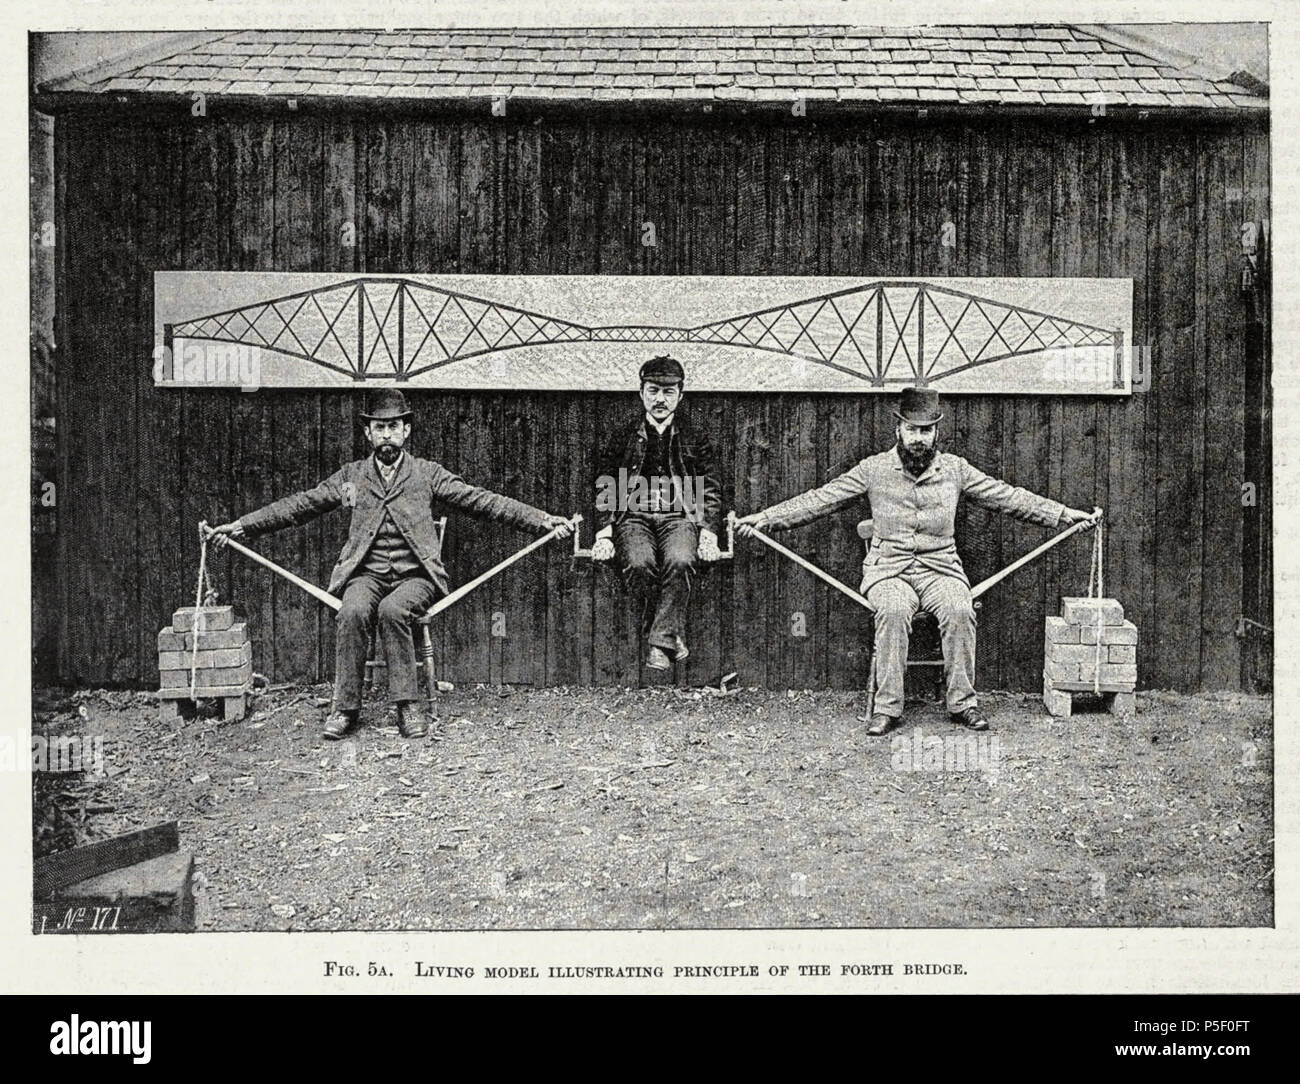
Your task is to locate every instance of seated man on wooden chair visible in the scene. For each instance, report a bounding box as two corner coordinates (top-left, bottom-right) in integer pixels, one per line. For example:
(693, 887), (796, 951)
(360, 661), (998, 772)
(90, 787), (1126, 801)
(208, 389), (573, 741)
(590, 355), (723, 670)
(737, 386), (1096, 735)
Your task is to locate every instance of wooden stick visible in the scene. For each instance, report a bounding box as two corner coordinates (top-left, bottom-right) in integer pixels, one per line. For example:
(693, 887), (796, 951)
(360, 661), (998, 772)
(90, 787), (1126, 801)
(969, 517), (1097, 600)
(744, 526), (874, 612)
(423, 518), (575, 620)
(200, 523), (342, 611)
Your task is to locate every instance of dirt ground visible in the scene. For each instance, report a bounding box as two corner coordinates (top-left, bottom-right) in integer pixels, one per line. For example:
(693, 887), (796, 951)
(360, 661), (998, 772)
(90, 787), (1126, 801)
(32, 682), (1272, 930)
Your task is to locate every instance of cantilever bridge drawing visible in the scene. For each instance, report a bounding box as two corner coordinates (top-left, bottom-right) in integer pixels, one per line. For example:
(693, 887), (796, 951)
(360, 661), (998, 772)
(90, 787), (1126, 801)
(155, 273), (1133, 394)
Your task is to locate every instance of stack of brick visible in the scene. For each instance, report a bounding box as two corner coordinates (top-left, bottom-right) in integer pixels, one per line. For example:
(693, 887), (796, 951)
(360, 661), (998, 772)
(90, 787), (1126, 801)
(157, 606), (251, 721)
(1043, 596), (1137, 718)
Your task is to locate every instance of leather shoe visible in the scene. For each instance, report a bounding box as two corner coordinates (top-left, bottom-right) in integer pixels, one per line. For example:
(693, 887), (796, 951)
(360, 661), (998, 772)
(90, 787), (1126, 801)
(672, 636), (690, 662)
(397, 701), (429, 739)
(950, 707), (989, 731)
(866, 713), (899, 736)
(322, 710), (358, 741)
(646, 646), (672, 671)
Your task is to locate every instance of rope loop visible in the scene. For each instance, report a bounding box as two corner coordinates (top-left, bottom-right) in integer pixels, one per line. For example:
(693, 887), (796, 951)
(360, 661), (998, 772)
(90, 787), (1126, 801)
(191, 522), (215, 702)
(1089, 518), (1105, 696)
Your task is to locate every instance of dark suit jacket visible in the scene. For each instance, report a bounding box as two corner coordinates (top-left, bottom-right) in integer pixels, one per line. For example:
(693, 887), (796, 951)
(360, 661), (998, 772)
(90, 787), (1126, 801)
(239, 453), (550, 596)
(595, 411), (723, 536)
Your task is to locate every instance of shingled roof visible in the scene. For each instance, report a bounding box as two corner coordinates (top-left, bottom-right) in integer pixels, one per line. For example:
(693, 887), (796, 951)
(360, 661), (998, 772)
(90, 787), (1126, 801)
(38, 25), (1268, 111)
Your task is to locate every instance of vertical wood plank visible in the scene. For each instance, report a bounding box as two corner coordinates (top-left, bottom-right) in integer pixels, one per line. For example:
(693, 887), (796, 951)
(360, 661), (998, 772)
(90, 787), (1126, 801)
(1104, 127), (1149, 690)
(133, 118), (187, 685)
(592, 116), (640, 684)
(70, 119), (139, 682)
(268, 115), (326, 682)
(959, 121), (1006, 685)
(1000, 124), (1053, 689)
(682, 120), (729, 686)
(410, 117), (459, 678)
(227, 121), (278, 683)
(1241, 122), (1272, 690)
(1197, 126), (1243, 687)
(1153, 130), (1202, 689)
(178, 119), (237, 682)
(318, 114), (359, 682)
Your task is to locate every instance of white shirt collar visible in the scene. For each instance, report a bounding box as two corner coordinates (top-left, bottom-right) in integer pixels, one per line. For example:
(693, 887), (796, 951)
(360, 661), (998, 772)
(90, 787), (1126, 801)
(645, 412), (675, 435)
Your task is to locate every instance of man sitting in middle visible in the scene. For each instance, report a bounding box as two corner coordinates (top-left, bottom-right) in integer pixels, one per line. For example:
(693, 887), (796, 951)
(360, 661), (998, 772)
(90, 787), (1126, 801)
(591, 356), (723, 670)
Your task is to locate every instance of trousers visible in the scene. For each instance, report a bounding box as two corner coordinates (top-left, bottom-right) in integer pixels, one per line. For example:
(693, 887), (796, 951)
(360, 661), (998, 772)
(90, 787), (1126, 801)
(865, 566), (978, 718)
(333, 572), (440, 711)
(615, 513), (699, 650)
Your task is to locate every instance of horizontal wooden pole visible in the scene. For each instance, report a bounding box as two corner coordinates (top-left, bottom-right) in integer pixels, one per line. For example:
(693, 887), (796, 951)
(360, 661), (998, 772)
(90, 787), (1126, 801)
(970, 515), (1098, 600)
(743, 525), (873, 612)
(423, 517), (576, 621)
(201, 523), (342, 611)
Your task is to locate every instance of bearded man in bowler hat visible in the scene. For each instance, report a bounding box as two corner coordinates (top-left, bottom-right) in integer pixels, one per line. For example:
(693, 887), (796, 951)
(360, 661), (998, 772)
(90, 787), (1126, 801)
(738, 386), (1098, 735)
(209, 389), (573, 740)
(592, 355), (723, 670)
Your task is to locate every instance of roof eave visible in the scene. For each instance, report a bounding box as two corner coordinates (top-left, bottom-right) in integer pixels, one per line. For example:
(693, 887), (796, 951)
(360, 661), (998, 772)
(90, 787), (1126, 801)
(31, 87), (1270, 121)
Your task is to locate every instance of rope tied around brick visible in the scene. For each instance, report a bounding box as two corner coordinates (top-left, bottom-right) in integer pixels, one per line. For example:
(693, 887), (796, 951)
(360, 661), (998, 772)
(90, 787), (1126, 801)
(191, 523), (218, 703)
(1086, 516), (1106, 697)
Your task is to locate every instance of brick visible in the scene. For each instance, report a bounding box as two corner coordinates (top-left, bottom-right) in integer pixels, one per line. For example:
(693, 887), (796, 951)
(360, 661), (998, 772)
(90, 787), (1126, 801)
(1080, 620), (1138, 645)
(1046, 643), (1099, 664)
(1078, 662), (1137, 685)
(1061, 596), (1124, 626)
(1045, 659), (1081, 683)
(1043, 672), (1072, 718)
(160, 662), (252, 689)
(171, 606), (234, 633)
(1110, 691), (1137, 717)
(157, 644), (252, 671)
(1108, 645), (1137, 664)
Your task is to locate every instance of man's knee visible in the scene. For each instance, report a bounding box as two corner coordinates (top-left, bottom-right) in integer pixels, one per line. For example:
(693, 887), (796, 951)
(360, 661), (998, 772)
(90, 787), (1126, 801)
(662, 551), (696, 576)
(377, 593), (412, 627)
(868, 582), (917, 623)
(621, 550), (658, 586)
(932, 591), (977, 629)
(337, 597), (374, 632)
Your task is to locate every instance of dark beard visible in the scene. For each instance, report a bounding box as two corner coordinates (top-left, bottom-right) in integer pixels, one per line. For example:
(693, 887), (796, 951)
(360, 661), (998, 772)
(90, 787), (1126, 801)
(897, 440), (937, 477)
(374, 444), (401, 466)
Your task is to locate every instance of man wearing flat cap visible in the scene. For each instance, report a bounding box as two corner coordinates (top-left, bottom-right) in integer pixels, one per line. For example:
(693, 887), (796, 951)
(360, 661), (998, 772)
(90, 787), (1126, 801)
(738, 386), (1097, 735)
(209, 389), (573, 740)
(591, 356), (723, 670)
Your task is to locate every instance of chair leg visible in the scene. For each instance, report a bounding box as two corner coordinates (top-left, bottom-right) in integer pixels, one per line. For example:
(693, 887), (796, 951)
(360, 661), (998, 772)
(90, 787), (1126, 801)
(864, 612), (877, 717)
(418, 622), (438, 703)
(363, 626), (378, 695)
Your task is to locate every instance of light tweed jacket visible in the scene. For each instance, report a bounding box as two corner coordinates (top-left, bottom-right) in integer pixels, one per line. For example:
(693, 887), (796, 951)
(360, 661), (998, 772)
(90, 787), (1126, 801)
(761, 447), (1065, 594)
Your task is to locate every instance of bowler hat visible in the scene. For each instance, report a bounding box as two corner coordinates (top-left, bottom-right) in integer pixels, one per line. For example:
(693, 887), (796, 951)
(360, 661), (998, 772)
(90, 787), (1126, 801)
(893, 386), (943, 425)
(359, 388), (414, 422)
(639, 355), (685, 386)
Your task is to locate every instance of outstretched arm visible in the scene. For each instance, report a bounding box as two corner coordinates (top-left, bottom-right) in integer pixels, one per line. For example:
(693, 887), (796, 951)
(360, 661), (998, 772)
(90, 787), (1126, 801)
(961, 459), (1093, 526)
(736, 459), (871, 536)
(432, 462), (573, 538)
(211, 469), (350, 546)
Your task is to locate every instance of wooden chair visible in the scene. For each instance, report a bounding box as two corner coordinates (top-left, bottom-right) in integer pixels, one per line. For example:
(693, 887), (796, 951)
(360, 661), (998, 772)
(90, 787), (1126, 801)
(858, 518), (978, 712)
(363, 517), (447, 700)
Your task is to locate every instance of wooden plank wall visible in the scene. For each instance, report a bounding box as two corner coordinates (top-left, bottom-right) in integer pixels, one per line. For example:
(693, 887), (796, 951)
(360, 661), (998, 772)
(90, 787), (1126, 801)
(53, 108), (1272, 692)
